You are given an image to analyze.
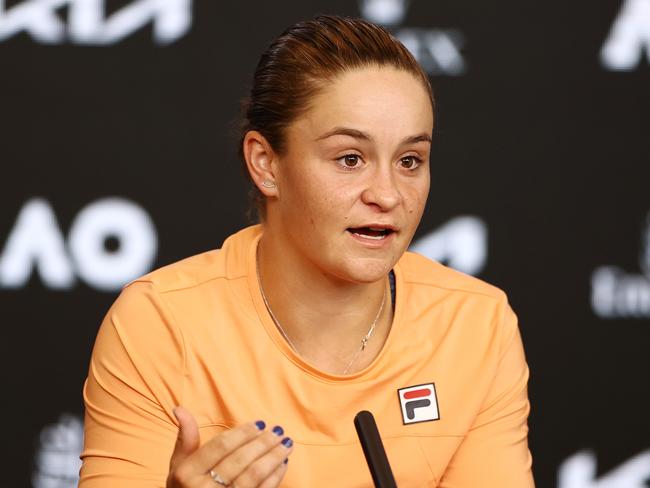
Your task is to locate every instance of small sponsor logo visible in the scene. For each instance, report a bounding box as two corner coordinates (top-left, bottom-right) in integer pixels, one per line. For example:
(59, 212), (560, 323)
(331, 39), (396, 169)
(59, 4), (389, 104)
(359, 0), (466, 76)
(359, 0), (410, 26)
(591, 212), (650, 318)
(397, 383), (440, 424)
(32, 414), (83, 488)
(0, 0), (192, 45)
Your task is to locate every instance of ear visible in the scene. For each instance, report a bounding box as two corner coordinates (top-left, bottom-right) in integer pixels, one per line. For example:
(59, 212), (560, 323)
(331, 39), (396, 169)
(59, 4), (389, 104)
(242, 130), (279, 197)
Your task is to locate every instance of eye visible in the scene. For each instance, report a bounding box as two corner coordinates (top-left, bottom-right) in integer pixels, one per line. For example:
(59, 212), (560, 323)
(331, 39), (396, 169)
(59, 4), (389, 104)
(337, 154), (363, 170)
(398, 155), (422, 170)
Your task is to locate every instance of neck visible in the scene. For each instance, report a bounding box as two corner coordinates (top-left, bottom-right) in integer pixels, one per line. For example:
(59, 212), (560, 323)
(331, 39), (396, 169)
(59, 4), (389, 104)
(256, 226), (392, 372)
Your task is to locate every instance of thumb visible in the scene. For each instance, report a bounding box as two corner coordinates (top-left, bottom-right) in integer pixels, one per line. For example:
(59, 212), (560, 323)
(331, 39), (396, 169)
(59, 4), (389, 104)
(170, 405), (200, 469)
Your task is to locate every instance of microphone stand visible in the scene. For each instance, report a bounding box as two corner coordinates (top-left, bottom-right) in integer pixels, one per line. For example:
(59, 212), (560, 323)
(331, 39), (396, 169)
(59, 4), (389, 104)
(354, 410), (398, 488)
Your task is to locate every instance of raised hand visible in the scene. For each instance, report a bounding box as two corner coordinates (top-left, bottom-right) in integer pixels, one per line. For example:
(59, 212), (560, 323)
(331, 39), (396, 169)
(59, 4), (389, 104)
(167, 406), (293, 488)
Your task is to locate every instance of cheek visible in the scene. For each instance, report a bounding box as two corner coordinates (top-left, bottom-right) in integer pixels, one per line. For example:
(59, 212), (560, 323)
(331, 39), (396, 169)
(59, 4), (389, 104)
(294, 171), (355, 214)
(281, 177), (341, 227)
(404, 178), (430, 216)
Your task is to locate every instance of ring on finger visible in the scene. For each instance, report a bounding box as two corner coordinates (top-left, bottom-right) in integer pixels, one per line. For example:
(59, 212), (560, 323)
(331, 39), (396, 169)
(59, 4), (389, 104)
(209, 469), (231, 486)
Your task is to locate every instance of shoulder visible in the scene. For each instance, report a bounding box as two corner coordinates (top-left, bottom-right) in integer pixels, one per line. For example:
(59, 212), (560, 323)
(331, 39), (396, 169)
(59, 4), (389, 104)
(396, 253), (524, 380)
(397, 250), (507, 303)
(98, 226), (260, 354)
(396, 252), (522, 359)
(124, 225), (261, 295)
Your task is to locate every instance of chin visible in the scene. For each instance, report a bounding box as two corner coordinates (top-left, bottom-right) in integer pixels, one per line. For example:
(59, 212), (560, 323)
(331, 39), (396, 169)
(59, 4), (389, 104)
(335, 256), (397, 284)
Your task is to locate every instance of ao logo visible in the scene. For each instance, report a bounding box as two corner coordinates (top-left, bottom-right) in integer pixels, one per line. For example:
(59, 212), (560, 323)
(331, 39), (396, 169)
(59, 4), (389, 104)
(0, 0), (191, 45)
(601, 0), (650, 70)
(591, 212), (650, 318)
(0, 197), (157, 292)
(359, 0), (466, 76)
(410, 216), (487, 276)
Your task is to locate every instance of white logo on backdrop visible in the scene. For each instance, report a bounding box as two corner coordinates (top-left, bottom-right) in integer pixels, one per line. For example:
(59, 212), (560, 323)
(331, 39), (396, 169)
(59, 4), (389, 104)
(591, 213), (650, 318)
(32, 414), (83, 488)
(601, 0), (650, 70)
(558, 450), (650, 488)
(0, 0), (192, 45)
(410, 216), (487, 275)
(359, 0), (466, 75)
(0, 197), (157, 291)
(359, 0), (409, 26)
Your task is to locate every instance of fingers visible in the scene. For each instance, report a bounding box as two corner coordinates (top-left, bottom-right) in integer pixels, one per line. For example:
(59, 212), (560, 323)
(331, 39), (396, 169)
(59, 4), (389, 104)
(170, 406), (200, 470)
(184, 419), (267, 474)
(212, 429), (292, 487)
(257, 461), (289, 488)
(167, 408), (293, 488)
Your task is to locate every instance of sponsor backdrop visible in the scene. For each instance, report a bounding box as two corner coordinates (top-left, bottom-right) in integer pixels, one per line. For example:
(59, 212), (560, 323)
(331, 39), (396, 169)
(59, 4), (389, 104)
(1, 0), (649, 486)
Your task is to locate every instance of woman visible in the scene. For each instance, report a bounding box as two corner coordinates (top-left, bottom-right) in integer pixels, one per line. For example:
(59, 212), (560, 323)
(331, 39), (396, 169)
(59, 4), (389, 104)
(79, 15), (534, 488)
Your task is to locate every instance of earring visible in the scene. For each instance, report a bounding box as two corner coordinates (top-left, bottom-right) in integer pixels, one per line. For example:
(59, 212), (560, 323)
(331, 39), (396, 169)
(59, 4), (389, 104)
(261, 180), (276, 189)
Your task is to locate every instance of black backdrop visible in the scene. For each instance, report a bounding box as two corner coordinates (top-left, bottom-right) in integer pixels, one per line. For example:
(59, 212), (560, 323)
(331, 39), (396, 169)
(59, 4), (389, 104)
(1, 1), (649, 487)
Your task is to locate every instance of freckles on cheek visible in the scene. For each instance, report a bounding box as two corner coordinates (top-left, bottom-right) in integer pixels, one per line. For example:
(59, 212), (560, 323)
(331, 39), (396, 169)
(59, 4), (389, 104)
(410, 191), (428, 215)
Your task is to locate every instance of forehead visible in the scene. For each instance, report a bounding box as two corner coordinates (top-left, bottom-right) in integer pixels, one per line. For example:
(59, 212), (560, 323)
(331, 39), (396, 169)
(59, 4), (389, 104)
(289, 66), (434, 144)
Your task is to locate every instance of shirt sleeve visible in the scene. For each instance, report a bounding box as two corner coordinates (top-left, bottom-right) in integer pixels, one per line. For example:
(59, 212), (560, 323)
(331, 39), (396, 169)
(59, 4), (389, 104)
(439, 298), (535, 488)
(79, 281), (185, 488)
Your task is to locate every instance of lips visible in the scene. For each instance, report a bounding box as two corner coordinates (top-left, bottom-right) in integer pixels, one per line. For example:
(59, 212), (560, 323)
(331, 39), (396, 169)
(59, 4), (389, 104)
(347, 226), (396, 240)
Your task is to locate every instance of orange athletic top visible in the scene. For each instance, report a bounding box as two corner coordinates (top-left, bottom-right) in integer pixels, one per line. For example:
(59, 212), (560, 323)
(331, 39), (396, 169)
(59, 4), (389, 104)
(79, 225), (534, 487)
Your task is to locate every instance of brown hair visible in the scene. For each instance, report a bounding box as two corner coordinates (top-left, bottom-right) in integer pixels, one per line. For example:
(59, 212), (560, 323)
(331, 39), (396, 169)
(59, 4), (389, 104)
(239, 14), (434, 220)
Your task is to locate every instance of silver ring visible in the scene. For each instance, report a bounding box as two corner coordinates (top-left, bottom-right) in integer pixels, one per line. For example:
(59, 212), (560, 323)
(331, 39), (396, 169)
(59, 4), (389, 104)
(209, 469), (230, 486)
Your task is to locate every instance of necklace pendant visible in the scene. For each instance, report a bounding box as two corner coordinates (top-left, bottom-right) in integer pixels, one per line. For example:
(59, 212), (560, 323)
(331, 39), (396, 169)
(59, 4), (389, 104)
(361, 337), (368, 350)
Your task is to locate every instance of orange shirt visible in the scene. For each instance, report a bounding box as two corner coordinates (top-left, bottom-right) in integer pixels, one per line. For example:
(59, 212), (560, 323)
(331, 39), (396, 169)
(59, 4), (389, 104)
(80, 225), (534, 487)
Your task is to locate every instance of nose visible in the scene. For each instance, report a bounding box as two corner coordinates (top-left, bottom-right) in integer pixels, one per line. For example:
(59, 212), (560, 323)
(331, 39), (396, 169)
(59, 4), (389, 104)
(360, 165), (402, 211)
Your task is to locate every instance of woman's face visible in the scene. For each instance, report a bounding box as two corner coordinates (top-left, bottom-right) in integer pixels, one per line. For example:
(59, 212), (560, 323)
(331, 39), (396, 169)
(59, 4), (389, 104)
(267, 65), (433, 284)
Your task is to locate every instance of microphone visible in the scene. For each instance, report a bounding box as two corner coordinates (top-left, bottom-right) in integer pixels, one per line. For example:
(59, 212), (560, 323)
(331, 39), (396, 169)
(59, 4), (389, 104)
(354, 410), (398, 488)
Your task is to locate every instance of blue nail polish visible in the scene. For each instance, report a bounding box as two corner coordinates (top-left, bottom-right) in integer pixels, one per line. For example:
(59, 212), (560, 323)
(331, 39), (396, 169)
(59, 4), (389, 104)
(272, 425), (284, 436)
(281, 437), (293, 448)
(255, 420), (266, 430)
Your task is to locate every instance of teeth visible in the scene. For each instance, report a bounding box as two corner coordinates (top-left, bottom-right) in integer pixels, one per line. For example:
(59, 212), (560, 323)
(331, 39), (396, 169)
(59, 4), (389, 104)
(352, 231), (386, 240)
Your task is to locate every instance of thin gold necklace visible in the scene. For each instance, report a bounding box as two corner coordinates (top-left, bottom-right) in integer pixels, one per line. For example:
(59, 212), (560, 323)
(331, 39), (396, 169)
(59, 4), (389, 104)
(256, 246), (386, 374)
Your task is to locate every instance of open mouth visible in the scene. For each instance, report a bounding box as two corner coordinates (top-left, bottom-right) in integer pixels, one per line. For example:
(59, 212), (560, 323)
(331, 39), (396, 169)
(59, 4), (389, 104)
(347, 227), (395, 240)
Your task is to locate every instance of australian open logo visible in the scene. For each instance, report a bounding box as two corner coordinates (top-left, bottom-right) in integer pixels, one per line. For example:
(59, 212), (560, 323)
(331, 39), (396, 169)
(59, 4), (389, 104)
(591, 212), (650, 318)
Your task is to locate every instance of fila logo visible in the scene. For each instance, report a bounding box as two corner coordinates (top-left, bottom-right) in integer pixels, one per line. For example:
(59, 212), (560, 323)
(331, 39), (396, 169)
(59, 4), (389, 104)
(398, 383), (440, 424)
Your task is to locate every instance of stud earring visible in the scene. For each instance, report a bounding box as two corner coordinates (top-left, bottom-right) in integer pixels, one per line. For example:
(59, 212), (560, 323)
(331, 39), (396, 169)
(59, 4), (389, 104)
(261, 180), (276, 189)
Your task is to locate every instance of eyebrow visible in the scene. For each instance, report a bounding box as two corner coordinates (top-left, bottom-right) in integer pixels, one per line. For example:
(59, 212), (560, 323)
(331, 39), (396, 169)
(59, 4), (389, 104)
(315, 127), (432, 145)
